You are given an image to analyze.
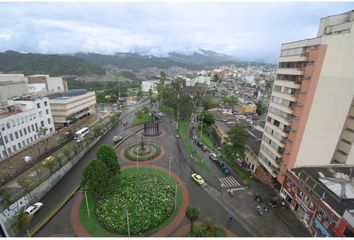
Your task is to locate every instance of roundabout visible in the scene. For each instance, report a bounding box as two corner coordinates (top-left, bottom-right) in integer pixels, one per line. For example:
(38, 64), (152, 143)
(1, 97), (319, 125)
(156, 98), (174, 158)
(72, 165), (190, 237)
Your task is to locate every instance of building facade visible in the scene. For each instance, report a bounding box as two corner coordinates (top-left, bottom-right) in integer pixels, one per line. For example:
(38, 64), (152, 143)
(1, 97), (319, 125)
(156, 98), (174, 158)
(141, 80), (159, 93)
(0, 97), (55, 160)
(0, 74), (29, 105)
(280, 166), (354, 237)
(49, 89), (96, 127)
(258, 10), (354, 184)
(27, 75), (68, 93)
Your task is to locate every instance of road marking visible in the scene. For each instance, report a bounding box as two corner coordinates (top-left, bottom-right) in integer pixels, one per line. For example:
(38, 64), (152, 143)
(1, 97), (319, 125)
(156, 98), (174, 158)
(219, 176), (240, 188)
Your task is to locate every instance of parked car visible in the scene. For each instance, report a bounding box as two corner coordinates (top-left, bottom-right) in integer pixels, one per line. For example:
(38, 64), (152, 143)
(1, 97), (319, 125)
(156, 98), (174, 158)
(113, 135), (123, 143)
(219, 162), (225, 169)
(191, 173), (205, 185)
(223, 167), (231, 175)
(123, 120), (128, 126)
(209, 153), (218, 161)
(25, 202), (43, 216)
(196, 140), (203, 147)
(202, 145), (208, 151)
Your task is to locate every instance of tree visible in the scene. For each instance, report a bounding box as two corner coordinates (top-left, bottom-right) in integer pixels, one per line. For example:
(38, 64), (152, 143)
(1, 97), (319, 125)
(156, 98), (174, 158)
(201, 111), (215, 126)
(191, 218), (225, 237)
(172, 77), (185, 91)
(137, 90), (143, 101)
(178, 94), (194, 121)
(186, 205), (200, 233)
(12, 210), (32, 236)
(81, 160), (114, 198)
(221, 94), (239, 107)
(255, 100), (268, 116)
(156, 71), (166, 104)
(224, 123), (249, 160)
(148, 89), (153, 100)
(65, 114), (77, 123)
(202, 96), (219, 110)
(96, 144), (120, 175)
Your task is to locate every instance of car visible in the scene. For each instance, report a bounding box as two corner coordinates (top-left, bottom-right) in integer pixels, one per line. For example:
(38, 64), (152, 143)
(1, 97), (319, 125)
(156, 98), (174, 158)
(42, 156), (54, 166)
(123, 121), (128, 126)
(202, 145), (208, 151)
(113, 135), (123, 143)
(24, 202), (43, 215)
(191, 173), (205, 185)
(209, 153), (218, 161)
(196, 140), (203, 147)
(223, 167), (231, 175)
(176, 134), (179, 138)
(219, 162), (225, 168)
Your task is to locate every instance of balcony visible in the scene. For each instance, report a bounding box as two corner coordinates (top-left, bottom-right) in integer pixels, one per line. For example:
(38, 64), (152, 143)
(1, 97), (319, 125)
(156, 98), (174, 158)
(265, 122), (288, 137)
(277, 68), (304, 76)
(269, 102), (294, 115)
(264, 131), (285, 148)
(268, 112), (291, 126)
(279, 55), (308, 63)
(274, 80), (301, 89)
(258, 156), (278, 178)
(272, 91), (298, 102)
(261, 141), (282, 158)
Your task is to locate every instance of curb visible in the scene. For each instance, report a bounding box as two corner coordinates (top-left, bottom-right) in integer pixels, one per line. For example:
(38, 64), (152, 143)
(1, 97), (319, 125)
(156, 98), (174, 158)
(29, 184), (80, 236)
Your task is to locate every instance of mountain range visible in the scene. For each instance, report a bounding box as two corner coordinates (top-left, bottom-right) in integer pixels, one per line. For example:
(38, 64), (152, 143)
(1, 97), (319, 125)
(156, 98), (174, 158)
(0, 49), (271, 76)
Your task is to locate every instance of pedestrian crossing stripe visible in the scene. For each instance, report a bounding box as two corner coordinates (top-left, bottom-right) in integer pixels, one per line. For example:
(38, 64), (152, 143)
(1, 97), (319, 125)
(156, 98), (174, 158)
(219, 176), (240, 188)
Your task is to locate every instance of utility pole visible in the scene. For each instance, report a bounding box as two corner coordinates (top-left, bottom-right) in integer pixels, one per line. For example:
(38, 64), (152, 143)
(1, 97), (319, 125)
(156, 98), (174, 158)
(125, 209), (130, 237)
(84, 191), (90, 221)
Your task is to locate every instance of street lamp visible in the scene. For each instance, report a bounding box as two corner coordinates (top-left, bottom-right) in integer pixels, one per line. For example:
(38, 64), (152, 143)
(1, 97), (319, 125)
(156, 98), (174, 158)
(125, 209), (131, 237)
(74, 190), (90, 221)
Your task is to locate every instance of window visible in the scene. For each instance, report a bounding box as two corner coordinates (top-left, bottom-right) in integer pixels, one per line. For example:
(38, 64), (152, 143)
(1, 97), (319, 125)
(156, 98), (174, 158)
(4, 136), (8, 144)
(41, 121), (44, 127)
(303, 195), (310, 205)
(9, 133), (13, 141)
(30, 136), (33, 141)
(7, 122), (10, 129)
(19, 130), (23, 137)
(14, 132), (19, 139)
(24, 128), (27, 135)
(22, 140), (25, 146)
(50, 127), (53, 132)
(18, 143), (21, 149)
(318, 209), (326, 218)
(1, 124), (4, 131)
(28, 126), (31, 133)
(44, 101), (48, 107)
(47, 118), (51, 124)
(13, 145), (17, 151)
(324, 216), (332, 226)
(46, 109), (49, 114)
(8, 148), (12, 154)
(26, 139), (29, 144)
(31, 125), (35, 132)
(37, 103), (40, 108)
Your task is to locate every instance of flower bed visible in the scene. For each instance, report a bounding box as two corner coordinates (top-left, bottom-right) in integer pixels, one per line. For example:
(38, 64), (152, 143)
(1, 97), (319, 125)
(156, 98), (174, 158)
(124, 143), (161, 161)
(95, 168), (177, 235)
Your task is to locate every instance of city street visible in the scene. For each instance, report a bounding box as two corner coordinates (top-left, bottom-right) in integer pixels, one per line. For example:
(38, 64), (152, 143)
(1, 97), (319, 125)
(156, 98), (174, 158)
(33, 105), (310, 237)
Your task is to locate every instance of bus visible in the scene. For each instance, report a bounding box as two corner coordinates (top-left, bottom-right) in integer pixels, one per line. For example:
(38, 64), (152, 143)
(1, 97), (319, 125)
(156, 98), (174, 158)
(74, 127), (89, 142)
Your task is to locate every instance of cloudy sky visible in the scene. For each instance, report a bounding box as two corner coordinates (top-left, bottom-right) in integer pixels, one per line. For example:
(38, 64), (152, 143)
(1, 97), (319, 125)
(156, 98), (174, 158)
(0, 2), (353, 62)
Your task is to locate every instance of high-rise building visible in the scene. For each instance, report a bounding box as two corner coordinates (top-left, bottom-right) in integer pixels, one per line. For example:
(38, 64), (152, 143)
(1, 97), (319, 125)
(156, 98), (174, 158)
(258, 10), (354, 184)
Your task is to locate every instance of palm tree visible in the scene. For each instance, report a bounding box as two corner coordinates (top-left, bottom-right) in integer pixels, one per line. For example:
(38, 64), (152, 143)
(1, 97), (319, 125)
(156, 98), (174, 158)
(186, 205), (200, 233)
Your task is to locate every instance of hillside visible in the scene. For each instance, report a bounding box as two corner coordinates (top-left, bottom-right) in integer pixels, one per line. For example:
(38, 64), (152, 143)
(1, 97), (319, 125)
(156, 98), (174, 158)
(0, 51), (106, 76)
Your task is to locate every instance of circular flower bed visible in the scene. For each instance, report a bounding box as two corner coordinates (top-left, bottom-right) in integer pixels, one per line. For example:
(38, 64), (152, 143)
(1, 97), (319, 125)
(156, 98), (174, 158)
(96, 169), (175, 235)
(124, 143), (161, 161)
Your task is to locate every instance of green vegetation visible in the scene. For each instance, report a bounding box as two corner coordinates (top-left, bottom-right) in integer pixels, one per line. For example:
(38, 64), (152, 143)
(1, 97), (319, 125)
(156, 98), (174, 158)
(96, 145), (120, 175)
(160, 105), (176, 120)
(0, 51), (105, 76)
(186, 205), (200, 233)
(80, 160), (115, 198)
(178, 121), (211, 174)
(132, 112), (152, 125)
(124, 143), (161, 161)
(255, 100), (268, 116)
(224, 123), (249, 159)
(189, 218), (225, 237)
(80, 167), (182, 236)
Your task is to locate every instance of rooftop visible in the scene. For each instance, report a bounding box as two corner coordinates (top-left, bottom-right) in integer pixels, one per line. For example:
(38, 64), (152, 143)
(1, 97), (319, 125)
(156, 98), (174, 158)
(290, 165), (354, 216)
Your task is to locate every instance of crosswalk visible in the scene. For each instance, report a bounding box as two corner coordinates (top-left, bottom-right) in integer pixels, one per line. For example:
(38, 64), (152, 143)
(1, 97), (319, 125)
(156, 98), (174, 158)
(219, 176), (241, 188)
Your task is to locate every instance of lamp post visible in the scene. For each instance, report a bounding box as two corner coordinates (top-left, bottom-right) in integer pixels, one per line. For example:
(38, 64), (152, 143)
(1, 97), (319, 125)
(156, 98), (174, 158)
(125, 209), (130, 237)
(84, 191), (90, 221)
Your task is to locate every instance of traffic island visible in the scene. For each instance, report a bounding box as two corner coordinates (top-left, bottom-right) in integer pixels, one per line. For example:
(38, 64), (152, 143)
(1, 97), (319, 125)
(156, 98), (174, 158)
(73, 165), (190, 237)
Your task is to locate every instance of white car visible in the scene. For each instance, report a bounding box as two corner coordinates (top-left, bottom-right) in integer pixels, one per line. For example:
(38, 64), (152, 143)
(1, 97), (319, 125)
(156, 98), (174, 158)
(113, 136), (123, 143)
(25, 202), (43, 216)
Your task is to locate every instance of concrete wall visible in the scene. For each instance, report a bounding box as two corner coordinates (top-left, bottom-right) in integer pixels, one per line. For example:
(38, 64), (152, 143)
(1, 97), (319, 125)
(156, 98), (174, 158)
(294, 24), (354, 167)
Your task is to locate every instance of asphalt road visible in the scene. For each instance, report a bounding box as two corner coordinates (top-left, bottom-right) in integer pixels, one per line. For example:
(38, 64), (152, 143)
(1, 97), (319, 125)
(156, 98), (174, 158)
(30, 103), (143, 234)
(34, 102), (309, 237)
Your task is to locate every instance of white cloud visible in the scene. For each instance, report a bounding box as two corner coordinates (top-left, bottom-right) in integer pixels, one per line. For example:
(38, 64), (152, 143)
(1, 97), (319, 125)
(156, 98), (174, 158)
(0, 2), (353, 62)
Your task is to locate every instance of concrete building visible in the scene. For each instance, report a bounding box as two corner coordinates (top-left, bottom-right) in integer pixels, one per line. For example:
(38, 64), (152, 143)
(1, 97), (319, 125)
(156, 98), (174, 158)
(258, 10), (354, 184)
(194, 74), (211, 85)
(49, 89), (96, 127)
(0, 74), (29, 105)
(141, 80), (159, 93)
(0, 96), (55, 160)
(280, 165), (354, 237)
(27, 75), (68, 93)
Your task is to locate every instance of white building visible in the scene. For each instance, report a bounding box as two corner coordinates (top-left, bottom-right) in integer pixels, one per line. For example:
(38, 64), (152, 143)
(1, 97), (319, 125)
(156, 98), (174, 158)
(141, 80), (159, 93)
(27, 75), (68, 93)
(194, 75), (211, 85)
(49, 89), (96, 127)
(0, 74), (29, 104)
(0, 97), (55, 160)
(242, 75), (255, 86)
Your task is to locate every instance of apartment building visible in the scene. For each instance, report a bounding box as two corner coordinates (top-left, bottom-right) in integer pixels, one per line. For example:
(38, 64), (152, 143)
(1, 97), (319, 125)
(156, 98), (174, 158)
(258, 10), (354, 184)
(141, 80), (159, 93)
(0, 97), (55, 160)
(49, 89), (96, 127)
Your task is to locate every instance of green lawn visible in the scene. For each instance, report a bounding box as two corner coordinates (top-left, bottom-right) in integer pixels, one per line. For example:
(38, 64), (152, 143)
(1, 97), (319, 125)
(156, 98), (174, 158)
(178, 121), (212, 174)
(80, 167), (183, 237)
(132, 112), (152, 125)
